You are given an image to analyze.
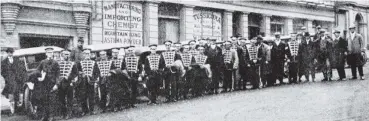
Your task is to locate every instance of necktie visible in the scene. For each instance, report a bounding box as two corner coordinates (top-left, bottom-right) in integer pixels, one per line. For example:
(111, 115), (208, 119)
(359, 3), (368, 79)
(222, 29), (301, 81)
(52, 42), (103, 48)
(9, 57), (13, 64)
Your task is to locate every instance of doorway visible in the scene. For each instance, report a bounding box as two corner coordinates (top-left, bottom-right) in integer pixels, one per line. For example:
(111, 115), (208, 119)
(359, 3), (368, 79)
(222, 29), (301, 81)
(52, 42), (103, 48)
(159, 19), (180, 44)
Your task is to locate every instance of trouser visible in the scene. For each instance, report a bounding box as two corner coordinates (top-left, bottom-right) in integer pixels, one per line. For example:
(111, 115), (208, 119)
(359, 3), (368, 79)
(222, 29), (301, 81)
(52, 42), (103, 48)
(77, 82), (95, 114)
(318, 56), (332, 81)
(337, 66), (346, 79)
(147, 71), (161, 103)
(99, 83), (108, 111)
(40, 90), (58, 120)
(348, 53), (364, 78)
(249, 64), (260, 89)
(209, 66), (223, 92)
(128, 72), (138, 105)
(288, 62), (298, 83)
(165, 71), (179, 101)
(223, 69), (233, 91)
(301, 65), (316, 82)
(351, 65), (363, 78)
(178, 70), (191, 99)
(262, 73), (273, 86)
(272, 61), (285, 85)
(239, 68), (248, 90)
(58, 83), (73, 117)
(192, 67), (208, 96)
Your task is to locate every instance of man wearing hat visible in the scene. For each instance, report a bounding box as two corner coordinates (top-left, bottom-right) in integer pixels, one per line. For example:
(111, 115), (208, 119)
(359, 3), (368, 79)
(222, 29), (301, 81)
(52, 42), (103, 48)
(188, 40), (199, 56)
(57, 49), (77, 119)
(222, 40), (238, 92)
(76, 48), (100, 116)
(271, 32), (290, 85)
(144, 44), (165, 104)
(287, 33), (302, 84)
(314, 25), (322, 40)
(298, 32), (317, 82)
(330, 30), (348, 80)
(53, 49), (62, 61)
(238, 37), (251, 89)
(36, 47), (61, 121)
(1, 48), (27, 116)
(71, 37), (85, 62)
(347, 25), (365, 80)
(316, 29), (334, 81)
(96, 50), (115, 112)
(205, 39), (224, 94)
(111, 48), (124, 69)
(161, 40), (182, 102)
(122, 46), (142, 106)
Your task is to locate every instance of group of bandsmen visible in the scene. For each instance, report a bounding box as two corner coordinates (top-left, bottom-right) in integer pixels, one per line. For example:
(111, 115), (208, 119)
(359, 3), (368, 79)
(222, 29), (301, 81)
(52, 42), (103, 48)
(1, 25), (366, 121)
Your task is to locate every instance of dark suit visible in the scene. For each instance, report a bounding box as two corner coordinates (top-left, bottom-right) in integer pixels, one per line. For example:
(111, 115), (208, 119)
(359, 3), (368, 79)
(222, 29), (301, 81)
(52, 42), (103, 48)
(332, 36), (347, 79)
(205, 46), (224, 93)
(271, 40), (290, 85)
(298, 39), (317, 82)
(259, 44), (273, 87)
(36, 58), (60, 120)
(1, 57), (27, 98)
(317, 36), (333, 81)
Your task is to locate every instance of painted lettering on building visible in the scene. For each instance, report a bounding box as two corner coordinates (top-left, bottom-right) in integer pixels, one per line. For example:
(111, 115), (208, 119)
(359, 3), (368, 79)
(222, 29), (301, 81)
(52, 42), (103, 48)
(193, 10), (222, 40)
(101, 1), (143, 45)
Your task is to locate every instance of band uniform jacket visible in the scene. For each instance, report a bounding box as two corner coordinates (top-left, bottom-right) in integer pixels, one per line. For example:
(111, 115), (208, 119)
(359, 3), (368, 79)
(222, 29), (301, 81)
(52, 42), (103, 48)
(122, 53), (143, 76)
(331, 36), (347, 68)
(96, 59), (115, 85)
(34, 59), (60, 99)
(1, 57), (27, 97)
(76, 60), (101, 85)
(222, 48), (238, 70)
(144, 52), (165, 86)
(57, 59), (78, 90)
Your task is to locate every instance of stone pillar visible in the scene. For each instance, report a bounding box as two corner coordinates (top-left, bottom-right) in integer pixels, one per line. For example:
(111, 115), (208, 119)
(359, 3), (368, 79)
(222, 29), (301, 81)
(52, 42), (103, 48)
(306, 19), (314, 35)
(72, 2), (91, 44)
(180, 5), (194, 42)
(285, 16), (294, 35)
(222, 10), (233, 41)
(143, 1), (159, 46)
(239, 12), (249, 39)
(1, 2), (21, 35)
(261, 14), (271, 37)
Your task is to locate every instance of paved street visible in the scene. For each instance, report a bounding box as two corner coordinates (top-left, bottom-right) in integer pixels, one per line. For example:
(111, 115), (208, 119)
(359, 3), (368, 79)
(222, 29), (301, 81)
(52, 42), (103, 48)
(2, 67), (369, 121)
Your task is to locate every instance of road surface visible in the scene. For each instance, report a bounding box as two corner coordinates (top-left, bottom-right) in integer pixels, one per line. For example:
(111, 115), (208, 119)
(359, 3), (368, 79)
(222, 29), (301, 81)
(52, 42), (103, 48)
(2, 67), (369, 121)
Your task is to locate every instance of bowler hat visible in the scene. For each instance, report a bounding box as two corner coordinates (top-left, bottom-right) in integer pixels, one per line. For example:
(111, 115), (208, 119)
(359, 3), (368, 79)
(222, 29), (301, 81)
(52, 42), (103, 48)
(5, 48), (14, 53)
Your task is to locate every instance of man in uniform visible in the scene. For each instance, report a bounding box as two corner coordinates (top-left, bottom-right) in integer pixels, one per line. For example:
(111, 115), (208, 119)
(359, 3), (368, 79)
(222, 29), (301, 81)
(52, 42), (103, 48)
(347, 26), (366, 80)
(271, 32), (290, 85)
(189, 40), (199, 56)
(247, 37), (262, 89)
(222, 41), (238, 92)
(298, 32), (317, 82)
(317, 29), (333, 81)
(332, 30), (347, 80)
(287, 33), (301, 84)
(238, 37), (250, 90)
(1, 48), (27, 116)
(122, 46), (142, 107)
(76, 48), (100, 116)
(96, 50), (114, 112)
(205, 39), (224, 94)
(144, 44), (165, 104)
(191, 45), (211, 96)
(178, 44), (195, 99)
(161, 40), (182, 102)
(57, 49), (76, 119)
(36, 47), (60, 121)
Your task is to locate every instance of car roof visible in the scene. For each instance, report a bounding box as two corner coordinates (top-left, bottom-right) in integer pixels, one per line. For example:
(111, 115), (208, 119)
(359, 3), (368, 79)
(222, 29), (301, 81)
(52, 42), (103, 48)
(86, 44), (130, 52)
(13, 46), (64, 56)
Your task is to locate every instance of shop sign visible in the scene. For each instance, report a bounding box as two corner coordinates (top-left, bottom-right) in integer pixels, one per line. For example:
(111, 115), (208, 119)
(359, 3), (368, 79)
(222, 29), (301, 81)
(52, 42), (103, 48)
(193, 10), (222, 40)
(101, 1), (143, 46)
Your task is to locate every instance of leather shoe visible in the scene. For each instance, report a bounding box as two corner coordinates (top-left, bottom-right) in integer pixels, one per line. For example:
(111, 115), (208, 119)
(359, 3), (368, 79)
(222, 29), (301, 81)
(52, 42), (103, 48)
(360, 76), (365, 80)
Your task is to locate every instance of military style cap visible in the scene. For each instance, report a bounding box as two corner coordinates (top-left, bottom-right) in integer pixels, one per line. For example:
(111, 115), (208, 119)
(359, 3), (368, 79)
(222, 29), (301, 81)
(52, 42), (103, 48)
(5, 48), (14, 53)
(349, 25), (356, 29)
(83, 48), (91, 53)
(188, 40), (197, 44)
(45, 47), (54, 51)
(239, 37), (247, 41)
(333, 30), (341, 34)
(163, 40), (173, 44)
(112, 48), (119, 52)
(224, 40), (232, 44)
(99, 51), (107, 55)
(319, 29), (326, 33)
(274, 32), (281, 36)
(148, 44), (158, 47)
(316, 25), (321, 29)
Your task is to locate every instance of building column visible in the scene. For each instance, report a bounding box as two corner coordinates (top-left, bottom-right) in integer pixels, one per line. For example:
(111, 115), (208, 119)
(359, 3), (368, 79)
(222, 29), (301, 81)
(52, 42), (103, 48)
(306, 19), (314, 35)
(285, 16), (294, 35)
(239, 12), (249, 39)
(261, 14), (271, 37)
(72, 2), (91, 44)
(222, 10), (233, 41)
(180, 5), (194, 42)
(1, 2), (21, 35)
(143, 1), (159, 46)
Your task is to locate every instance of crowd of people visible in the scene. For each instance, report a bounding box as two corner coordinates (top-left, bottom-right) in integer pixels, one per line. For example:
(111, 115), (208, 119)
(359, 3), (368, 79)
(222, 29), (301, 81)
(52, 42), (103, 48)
(1, 25), (367, 121)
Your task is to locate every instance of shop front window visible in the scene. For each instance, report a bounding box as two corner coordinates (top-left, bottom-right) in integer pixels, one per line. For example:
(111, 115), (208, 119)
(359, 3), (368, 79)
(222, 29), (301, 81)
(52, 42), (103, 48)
(293, 19), (305, 33)
(270, 16), (284, 35)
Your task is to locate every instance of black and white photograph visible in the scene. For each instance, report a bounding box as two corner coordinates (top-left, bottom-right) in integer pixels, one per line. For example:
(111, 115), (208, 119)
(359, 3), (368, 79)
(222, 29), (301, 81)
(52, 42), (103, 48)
(1, 0), (369, 121)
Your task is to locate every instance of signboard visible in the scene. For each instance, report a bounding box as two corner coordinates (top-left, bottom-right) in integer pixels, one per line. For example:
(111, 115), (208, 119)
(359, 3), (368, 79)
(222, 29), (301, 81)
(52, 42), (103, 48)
(193, 10), (222, 40)
(102, 1), (143, 46)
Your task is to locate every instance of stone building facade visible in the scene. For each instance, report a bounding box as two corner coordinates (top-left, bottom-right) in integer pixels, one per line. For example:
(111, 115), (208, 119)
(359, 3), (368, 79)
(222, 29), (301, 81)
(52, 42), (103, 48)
(1, 0), (368, 49)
